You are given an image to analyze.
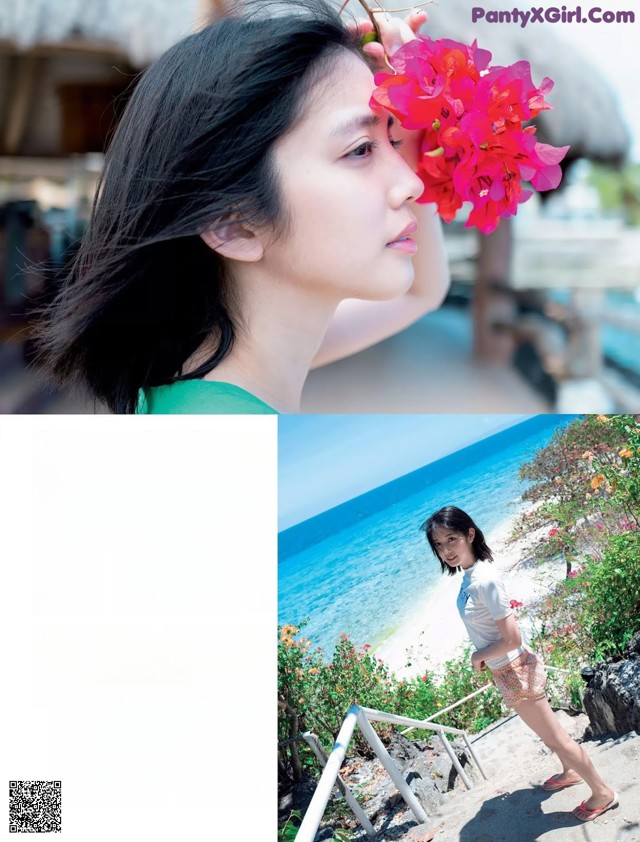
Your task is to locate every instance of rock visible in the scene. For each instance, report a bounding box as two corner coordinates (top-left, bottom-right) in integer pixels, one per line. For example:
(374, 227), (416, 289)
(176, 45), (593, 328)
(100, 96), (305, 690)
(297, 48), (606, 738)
(394, 734), (482, 792)
(628, 630), (640, 658)
(360, 732), (480, 818)
(403, 823), (438, 841)
(583, 631), (640, 736)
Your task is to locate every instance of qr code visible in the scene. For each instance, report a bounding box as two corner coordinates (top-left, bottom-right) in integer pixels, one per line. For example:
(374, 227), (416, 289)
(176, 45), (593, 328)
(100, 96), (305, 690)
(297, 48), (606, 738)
(9, 781), (61, 833)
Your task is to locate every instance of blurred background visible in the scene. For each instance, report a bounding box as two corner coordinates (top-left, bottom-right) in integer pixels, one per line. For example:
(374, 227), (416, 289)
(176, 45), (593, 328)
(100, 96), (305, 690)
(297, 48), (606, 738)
(1, 0), (639, 413)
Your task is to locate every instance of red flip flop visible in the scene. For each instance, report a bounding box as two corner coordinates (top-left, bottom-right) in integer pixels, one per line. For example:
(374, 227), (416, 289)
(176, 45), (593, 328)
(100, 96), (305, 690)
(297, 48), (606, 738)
(542, 774), (583, 791)
(573, 791), (619, 822)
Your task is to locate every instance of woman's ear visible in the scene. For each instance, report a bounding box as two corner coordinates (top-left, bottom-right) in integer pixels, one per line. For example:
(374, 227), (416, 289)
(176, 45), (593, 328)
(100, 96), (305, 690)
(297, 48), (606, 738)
(200, 219), (264, 262)
(467, 527), (476, 544)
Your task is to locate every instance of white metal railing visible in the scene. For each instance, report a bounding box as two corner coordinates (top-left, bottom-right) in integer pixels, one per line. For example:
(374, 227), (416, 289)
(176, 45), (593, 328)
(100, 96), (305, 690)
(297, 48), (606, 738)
(294, 704), (487, 842)
(301, 732), (376, 837)
(294, 665), (579, 842)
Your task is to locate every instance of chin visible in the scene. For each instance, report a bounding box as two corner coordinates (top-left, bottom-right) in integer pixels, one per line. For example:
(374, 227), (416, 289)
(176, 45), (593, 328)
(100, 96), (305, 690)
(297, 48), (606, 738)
(357, 268), (415, 302)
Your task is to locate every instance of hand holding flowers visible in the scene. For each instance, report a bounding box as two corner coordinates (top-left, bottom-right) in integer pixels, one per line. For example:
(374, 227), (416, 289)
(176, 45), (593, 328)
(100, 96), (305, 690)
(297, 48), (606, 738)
(349, 4), (570, 234)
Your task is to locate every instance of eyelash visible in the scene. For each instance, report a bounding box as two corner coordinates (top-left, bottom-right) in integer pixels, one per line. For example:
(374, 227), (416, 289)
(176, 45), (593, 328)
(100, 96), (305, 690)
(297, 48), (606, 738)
(347, 138), (404, 159)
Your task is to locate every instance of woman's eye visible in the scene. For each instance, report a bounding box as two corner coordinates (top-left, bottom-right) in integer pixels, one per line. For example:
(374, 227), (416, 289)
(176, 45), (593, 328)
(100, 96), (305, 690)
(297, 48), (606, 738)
(390, 138), (404, 149)
(346, 141), (378, 159)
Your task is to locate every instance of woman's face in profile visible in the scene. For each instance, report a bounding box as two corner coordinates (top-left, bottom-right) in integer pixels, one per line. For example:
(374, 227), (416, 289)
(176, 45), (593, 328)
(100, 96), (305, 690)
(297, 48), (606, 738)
(265, 50), (426, 302)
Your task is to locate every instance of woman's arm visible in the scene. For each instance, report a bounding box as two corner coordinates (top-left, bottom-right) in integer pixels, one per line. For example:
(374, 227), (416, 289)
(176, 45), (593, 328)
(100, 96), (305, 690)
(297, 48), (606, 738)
(471, 614), (523, 671)
(310, 10), (450, 370)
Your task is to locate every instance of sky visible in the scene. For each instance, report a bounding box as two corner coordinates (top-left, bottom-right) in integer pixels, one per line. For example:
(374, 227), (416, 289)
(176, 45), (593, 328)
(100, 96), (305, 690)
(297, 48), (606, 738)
(278, 414), (531, 530)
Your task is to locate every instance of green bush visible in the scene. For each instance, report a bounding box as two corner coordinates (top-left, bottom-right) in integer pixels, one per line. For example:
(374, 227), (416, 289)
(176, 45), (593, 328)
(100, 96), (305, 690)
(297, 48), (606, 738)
(277, 811), (301, 842)
(278, 622), (403, 783)
(528, 527), (640, 699)
(278, 623), (506, 792)
(433, 650), (504, 732)
(581, 529), (640, 660)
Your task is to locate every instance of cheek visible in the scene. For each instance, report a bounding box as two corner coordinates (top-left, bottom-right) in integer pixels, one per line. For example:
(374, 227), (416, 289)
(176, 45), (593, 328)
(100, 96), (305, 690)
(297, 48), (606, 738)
(294, 174), (382, 244)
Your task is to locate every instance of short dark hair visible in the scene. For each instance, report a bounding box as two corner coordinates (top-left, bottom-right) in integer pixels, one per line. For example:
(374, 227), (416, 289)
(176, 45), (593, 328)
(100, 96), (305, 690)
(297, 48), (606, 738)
(37, 0), (362, 413)
(420, 505), (494, 576)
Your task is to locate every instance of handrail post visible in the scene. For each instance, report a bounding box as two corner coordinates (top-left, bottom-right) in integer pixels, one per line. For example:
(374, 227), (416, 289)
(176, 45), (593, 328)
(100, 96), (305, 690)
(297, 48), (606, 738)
(436, 728), (472, 790)
(462, 733), (487, 781)
(301, 732), (376, 837)
(356, 708), (429, 825)
(295, 706), (360, 842)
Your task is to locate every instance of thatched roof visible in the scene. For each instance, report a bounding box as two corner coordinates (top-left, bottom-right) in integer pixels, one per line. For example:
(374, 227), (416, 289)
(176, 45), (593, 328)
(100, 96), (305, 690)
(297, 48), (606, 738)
(0, 0), (201, 66)
(354, 0), (630, 164)
(0, 0), (629, 162)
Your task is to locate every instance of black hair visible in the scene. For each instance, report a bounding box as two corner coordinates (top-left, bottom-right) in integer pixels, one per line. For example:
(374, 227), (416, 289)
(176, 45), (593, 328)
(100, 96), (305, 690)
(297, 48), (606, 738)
(36, 0), (362, 413)
(420, 505), (494, 576)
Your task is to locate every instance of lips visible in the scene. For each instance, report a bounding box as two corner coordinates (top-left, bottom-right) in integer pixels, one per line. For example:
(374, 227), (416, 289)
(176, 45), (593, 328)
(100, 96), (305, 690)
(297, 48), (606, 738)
(386, 219), (418, 254)
(388, 219), (418, 245)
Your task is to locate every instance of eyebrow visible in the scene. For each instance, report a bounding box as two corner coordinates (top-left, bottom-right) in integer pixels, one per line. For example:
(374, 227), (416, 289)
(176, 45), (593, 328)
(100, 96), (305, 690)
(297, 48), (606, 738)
(330, 113), (395, 138)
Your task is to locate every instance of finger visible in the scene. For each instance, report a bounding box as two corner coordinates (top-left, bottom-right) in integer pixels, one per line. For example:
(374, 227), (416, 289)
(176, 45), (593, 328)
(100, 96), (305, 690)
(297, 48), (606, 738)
(408, 9), (428, 32)
(371, 12), (404, 56)
(362, 41), (385, 60)
(345, 17), (375, 36)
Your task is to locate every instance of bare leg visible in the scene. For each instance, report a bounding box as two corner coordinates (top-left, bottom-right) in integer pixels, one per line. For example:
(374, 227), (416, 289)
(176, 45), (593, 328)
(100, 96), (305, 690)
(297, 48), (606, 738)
(516, 697), (614, 810)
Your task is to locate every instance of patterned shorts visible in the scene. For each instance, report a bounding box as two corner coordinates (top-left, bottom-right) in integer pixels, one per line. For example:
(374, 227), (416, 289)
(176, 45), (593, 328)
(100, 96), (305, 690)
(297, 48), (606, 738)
(490, 649), (548, 709)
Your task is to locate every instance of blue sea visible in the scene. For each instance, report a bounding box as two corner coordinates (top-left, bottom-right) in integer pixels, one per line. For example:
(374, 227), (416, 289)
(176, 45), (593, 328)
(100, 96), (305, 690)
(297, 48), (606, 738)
(278, 415), (576, 655)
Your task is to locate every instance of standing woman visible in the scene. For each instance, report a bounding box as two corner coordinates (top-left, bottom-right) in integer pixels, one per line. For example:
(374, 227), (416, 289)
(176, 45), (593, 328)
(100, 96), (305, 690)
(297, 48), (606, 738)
(421, 506), (619, 823)
(37, 0), (449, 414)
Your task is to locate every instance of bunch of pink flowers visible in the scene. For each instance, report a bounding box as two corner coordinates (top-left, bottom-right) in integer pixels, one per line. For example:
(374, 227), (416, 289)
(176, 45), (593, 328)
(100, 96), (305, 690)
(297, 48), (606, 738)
(371, 36), (569, 234)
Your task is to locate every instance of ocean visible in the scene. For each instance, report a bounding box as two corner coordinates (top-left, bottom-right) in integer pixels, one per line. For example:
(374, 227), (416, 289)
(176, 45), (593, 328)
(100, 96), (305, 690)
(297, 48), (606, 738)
(278, 415), (576, 655)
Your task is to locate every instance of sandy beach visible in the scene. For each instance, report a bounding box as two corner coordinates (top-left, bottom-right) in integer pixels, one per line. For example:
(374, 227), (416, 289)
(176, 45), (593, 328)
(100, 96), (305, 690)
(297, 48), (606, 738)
(375, 505), (566, 677)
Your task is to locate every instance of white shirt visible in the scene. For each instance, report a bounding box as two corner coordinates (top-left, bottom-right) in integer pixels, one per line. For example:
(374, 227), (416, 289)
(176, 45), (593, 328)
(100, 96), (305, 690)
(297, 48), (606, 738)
(456, 560), (525, 669)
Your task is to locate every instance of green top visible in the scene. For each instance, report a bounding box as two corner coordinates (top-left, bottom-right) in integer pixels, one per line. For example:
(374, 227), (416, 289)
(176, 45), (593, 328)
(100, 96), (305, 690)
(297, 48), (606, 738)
(137, 380), (278, 415)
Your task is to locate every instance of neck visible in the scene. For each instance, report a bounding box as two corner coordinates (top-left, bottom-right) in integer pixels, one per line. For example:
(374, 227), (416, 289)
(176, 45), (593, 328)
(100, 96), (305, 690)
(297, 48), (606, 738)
(192, 266), (339, 412)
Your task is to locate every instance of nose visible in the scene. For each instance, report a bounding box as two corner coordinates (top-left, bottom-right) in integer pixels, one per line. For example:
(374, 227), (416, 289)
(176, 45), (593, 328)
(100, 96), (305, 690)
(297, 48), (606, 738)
(387, 150), (425, 208)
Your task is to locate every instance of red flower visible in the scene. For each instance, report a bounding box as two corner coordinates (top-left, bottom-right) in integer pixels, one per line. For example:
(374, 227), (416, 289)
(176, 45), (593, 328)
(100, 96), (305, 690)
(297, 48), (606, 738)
(421, 674), (429, 682)
(362, 643), (372, 651)
(510, 599), (523, 609)
(371, 36), (568, 234)
(549, 527), (559, 537)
